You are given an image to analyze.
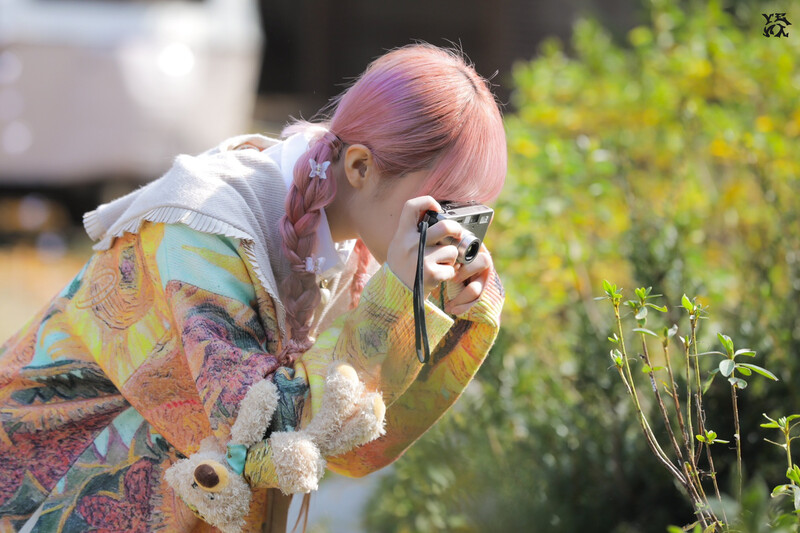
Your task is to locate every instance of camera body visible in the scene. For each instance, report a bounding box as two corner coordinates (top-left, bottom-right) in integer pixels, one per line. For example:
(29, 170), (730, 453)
(422, 201), (494, 264)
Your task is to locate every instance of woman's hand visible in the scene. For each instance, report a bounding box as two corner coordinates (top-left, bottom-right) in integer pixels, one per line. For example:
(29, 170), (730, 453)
(444, 242), (493, 316)
(386, 196), (464, 298)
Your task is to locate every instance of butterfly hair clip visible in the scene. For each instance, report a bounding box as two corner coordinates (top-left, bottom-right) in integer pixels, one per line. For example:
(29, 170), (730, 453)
(305, 255), (325, 274)
(309, 159), (331, 180)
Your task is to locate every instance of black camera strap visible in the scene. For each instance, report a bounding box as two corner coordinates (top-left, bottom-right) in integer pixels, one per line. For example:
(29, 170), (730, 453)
(415, 219), (431, 363)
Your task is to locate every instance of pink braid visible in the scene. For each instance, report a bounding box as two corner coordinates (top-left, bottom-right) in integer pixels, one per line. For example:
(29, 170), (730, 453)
(276, 130), (342, 366)
(348, 239), (373, 309)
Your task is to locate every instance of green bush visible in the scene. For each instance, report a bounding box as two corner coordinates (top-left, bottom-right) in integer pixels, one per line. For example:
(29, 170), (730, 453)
(364, 1), (800, 531)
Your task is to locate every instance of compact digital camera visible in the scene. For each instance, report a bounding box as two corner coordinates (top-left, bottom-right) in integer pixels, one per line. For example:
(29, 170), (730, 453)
(421, 201), (494, 264)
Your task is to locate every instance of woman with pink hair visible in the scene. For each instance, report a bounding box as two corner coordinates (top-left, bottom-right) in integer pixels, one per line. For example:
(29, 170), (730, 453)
(0, 43), (506, 532)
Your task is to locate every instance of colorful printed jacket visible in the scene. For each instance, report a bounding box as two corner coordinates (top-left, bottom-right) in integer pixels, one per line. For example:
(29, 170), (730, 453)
(0, 220), (505, 532)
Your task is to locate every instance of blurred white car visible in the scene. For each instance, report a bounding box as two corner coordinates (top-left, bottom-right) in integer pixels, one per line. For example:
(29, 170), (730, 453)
(0, 0), (263, 186)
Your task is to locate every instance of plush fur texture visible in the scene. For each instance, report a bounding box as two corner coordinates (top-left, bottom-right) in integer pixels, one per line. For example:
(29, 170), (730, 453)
(165, 363), (386, 531)
(309, 363), (386, 457)
(324, 390), (386, 457)
(271, 430), (327, 494)
(164, 383), (280, 533)
(230, 379), (280, 447)
(304, 364), (363, 448)
(270, 362), (387, 493)
(164, 451), (252, 533)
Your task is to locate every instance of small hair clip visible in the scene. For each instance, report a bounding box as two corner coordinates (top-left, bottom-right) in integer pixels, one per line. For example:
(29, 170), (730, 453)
(309, 159), (331, 180)
(305, 255), (325, 274)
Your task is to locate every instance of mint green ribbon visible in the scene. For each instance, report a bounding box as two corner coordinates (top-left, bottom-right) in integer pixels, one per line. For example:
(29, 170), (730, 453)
(226, 443), (247, 475)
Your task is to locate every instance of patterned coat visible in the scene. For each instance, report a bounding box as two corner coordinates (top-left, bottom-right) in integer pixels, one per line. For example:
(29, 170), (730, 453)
(0, 219), (505, 532)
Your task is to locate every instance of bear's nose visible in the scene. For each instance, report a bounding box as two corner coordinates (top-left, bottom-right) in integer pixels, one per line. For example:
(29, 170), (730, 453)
(194, 463), (219, 489)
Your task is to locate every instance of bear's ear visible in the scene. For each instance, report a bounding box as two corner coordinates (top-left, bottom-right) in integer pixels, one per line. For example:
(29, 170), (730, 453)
(198, 436), (225, 455)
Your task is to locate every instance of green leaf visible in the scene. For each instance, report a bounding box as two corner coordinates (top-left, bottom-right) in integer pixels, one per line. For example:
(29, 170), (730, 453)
(633, 328), (658, 337)
(681, 294), (693, 312)
(729, 376), (747, 389)
(717, 333), (733, 354)
(788, 465), (800, 485)
(773, 481), (800, 511)
(734, 349), (756, 357)
(602, 279), (613, 294)
(635, 306), (648, 320)
(610, 349), (624, 367)
(697, 430), (729, 445)
(738, 363), (779, 381)
(761, 422), (781, 429)
(773, 484), (794, 496)
(719, 359), (735, 377)
(667, 526), (693, 533)
(646, 303), (667, 312)
(737, 365), (752, 376)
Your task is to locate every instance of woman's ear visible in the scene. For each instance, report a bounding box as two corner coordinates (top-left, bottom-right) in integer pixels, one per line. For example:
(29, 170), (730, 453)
(343, 144), (373, 190)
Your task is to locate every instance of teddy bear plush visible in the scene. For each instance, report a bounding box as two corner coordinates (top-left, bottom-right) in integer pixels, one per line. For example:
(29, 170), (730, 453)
(164, 362), (386, 533)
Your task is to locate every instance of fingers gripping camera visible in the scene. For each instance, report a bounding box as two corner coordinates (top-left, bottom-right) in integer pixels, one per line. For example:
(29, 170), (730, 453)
(164, 363), (386, 533)
(422, 201), (494, 264)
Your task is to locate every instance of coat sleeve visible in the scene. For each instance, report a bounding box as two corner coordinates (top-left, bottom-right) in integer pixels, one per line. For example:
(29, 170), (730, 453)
(246, 262), (504, 484)
(244, 263), (457, 488)
(325, 266), (505, 477)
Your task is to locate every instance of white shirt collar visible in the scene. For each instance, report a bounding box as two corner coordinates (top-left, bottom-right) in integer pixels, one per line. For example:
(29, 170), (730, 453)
(278, 131), (356, 280)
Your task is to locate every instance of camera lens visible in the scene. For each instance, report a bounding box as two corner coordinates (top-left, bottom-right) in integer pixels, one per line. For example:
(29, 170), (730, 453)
(455, 230), (481, 264)
(464, 240), (480, 263)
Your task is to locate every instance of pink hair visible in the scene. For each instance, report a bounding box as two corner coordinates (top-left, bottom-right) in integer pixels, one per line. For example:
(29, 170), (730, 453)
(275, 43), (507, 366)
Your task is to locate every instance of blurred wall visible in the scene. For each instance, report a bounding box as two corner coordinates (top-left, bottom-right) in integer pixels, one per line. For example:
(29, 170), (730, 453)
(255, 0), (641, 119)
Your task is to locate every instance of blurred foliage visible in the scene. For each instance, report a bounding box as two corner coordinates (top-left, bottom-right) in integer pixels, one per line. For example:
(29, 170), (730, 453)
(364, 0), (800, 531)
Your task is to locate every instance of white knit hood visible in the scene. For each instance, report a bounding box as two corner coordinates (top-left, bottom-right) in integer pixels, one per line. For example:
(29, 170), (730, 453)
(83, 131), (312, 342)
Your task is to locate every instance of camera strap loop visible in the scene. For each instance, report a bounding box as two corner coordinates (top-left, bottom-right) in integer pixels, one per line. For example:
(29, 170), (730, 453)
(415, 219), (431, 364)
